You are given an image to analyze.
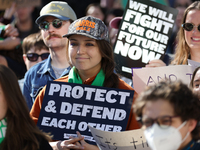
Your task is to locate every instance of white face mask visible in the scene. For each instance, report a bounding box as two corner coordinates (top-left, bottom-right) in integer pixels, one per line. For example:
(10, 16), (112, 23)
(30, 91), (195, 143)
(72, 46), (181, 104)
(144, 121), (189, 150)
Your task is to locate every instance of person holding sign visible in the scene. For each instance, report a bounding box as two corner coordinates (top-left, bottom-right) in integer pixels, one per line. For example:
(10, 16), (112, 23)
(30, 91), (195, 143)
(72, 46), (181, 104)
(147, 1), (200, 67)
(30, 16), (140, 149)
(134, 80), (200, 150)
(0, 65), (53, 150)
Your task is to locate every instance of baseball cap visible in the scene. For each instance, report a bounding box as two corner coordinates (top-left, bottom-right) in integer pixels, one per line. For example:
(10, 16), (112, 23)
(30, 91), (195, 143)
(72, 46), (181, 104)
(63, 16), (109, 42)
(36, 1), (77, 25)
(109, 16), (122, 29)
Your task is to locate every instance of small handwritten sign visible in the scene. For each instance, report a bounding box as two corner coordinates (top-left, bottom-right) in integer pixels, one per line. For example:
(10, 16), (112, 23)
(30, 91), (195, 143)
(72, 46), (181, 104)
(132, 65), (196, 93)
(188, 59), (200, 68)
(89, 125), (150, 150)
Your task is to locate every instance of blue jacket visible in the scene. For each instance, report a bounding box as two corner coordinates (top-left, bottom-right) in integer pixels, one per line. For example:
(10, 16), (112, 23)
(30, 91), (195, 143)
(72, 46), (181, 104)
(23, 56), (70, 110)
(182, 140), (200, 150)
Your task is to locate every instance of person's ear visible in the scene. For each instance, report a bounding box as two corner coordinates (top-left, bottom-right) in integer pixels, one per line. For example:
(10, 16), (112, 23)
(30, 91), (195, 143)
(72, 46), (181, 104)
(23, 54), (26, 63)
(187, 119), (197, 132)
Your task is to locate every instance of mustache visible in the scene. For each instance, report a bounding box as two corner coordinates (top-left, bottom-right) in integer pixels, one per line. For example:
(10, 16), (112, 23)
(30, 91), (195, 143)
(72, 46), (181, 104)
(45, 33), (62, 40)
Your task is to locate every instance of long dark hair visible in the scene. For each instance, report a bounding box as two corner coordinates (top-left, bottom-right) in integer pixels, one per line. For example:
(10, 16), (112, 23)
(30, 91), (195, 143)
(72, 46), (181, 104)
(0, 65), (51, 150)
(96, 40), (119, 88)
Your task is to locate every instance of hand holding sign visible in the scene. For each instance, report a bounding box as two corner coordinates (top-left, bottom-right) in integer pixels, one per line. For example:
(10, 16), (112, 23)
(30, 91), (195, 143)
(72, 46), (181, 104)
(54, 133), (85, 150)
(145, 59), (166, 67)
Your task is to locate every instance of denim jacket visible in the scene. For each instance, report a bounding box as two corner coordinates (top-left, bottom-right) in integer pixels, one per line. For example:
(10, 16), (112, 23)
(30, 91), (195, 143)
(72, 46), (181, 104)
(23, 56), (71, 110)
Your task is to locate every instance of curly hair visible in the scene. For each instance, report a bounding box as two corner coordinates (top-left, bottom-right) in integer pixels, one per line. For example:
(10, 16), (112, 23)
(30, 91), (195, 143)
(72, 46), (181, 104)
(135, 80), (200, 141)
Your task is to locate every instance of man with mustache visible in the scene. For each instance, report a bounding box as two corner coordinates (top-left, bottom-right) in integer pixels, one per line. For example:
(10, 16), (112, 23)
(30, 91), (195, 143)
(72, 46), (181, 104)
(23, 1), (77, 110)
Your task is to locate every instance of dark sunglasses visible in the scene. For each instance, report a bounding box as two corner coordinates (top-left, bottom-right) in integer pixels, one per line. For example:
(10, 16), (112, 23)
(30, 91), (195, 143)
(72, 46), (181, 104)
(26, 53), (49, 62)
(182, 23), (200, 32)
(142, 115), (179, 129)
(38, 19), (65, 30)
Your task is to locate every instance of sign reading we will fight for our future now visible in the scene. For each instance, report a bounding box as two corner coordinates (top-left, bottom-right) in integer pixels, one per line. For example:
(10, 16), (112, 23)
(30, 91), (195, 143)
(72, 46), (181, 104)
(37, 81), (134, 145)
(114, 0), (178, 79)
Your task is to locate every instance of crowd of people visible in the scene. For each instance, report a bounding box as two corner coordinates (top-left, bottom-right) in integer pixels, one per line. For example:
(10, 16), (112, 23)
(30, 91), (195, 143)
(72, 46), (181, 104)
(1, 0), (200, 150)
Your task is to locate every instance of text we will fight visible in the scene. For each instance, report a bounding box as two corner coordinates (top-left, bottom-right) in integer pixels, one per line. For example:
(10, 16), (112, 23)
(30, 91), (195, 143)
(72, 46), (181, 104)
(115, 0), (175, 63)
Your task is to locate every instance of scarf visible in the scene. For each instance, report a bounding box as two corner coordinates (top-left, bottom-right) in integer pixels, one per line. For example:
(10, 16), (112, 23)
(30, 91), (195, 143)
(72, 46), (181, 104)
(0, 118), (7, 144)
(68, 66), (105, 86)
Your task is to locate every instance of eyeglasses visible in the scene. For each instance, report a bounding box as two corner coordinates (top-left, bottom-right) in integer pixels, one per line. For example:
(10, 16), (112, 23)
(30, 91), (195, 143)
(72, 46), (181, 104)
(38, 19), (65, 30)
(26, 53), (49, 62)
(142, 115), (179, 129)
(182, 23), (200, 32)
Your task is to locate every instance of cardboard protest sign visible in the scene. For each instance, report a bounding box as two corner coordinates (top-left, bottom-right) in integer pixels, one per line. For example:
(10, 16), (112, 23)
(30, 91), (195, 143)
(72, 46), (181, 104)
(37, 81), (134, 145)
(188, 59), (200, 68)
(132, 65), (196, 93)
(114, 0), (178, 79)
(0, 0), (41, 10)
(89, 125), (150, 150)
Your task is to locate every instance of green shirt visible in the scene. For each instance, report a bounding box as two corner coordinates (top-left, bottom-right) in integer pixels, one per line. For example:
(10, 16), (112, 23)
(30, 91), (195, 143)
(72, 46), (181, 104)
(0, 118), (7, 144)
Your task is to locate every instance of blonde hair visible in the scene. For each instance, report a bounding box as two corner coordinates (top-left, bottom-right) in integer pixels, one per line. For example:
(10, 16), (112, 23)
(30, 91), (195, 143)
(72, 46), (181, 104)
(171, 1), (200, 65)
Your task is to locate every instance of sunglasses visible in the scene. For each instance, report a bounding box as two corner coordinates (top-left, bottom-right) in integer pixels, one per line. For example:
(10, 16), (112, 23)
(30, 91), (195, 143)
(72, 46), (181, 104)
(142, 115), (179, 129)
(38, 19), (65, 30)
(26, 53), (49, 62)
(182, 23), (200, 32)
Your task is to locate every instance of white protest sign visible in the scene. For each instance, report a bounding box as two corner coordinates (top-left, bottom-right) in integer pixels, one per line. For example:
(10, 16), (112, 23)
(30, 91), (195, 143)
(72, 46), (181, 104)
(188, 59), (200, 68)
(132, 65), (196, 93)
(114, 0), (178, 79)
(89, 125), (150, 150)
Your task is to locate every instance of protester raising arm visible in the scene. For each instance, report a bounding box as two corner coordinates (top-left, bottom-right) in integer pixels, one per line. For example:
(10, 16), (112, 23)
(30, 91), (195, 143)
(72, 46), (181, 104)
(0, 24), (20, 50)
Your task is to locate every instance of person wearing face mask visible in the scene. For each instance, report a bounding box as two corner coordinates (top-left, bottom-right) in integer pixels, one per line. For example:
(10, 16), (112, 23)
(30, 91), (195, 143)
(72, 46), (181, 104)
(134, 80), (200, 150)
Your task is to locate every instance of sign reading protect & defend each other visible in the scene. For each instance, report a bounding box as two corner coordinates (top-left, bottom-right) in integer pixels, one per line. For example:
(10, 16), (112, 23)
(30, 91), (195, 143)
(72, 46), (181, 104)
(37, 81), (134, 144)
